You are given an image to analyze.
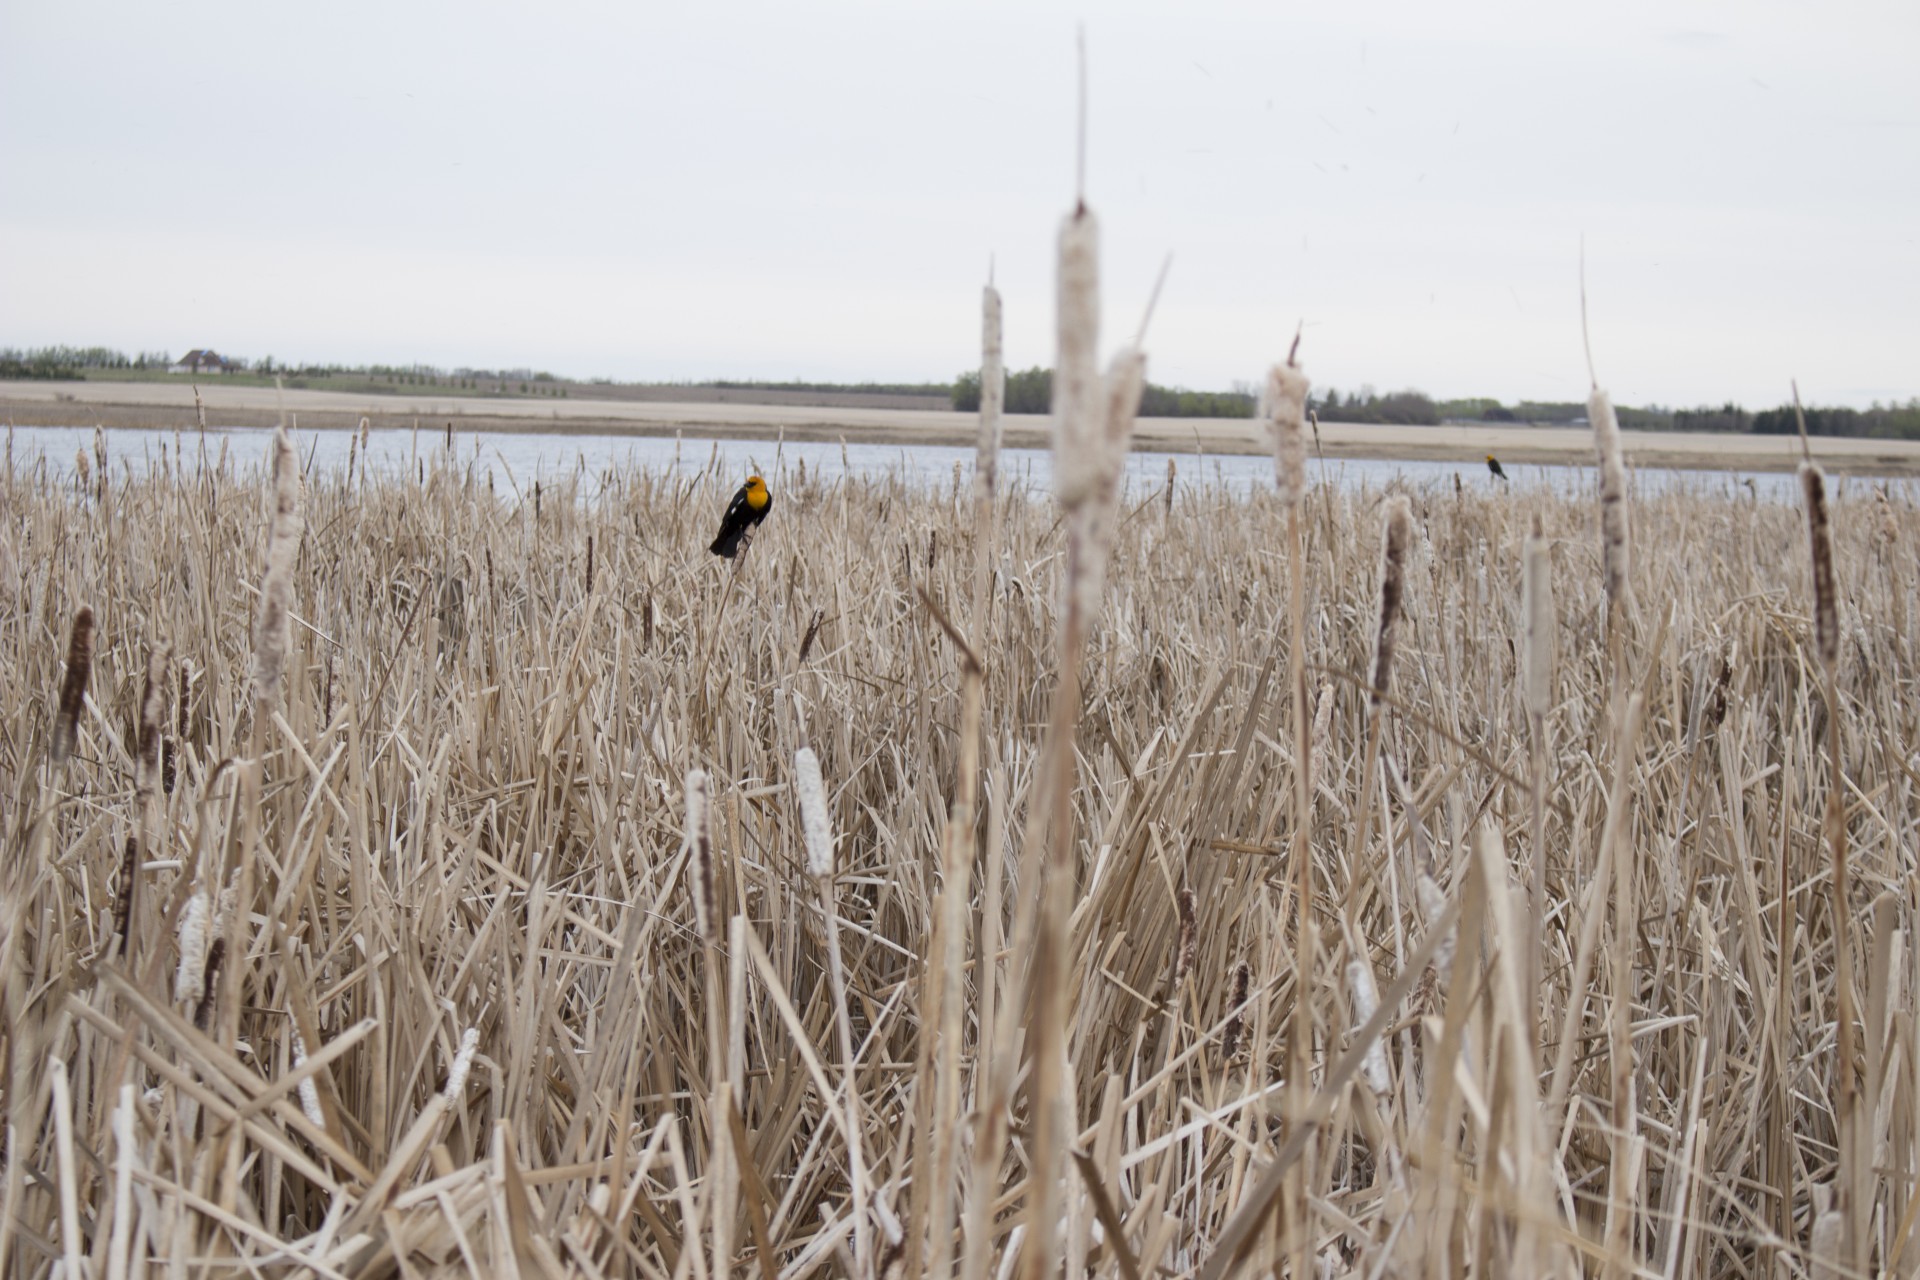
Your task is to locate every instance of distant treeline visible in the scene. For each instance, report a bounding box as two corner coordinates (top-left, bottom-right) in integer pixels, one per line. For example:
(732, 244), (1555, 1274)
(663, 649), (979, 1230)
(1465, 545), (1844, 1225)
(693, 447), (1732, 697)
(1436, 395), (1920, 439)
(951, 368), (1256, 418)
(1, 346), (172, 379)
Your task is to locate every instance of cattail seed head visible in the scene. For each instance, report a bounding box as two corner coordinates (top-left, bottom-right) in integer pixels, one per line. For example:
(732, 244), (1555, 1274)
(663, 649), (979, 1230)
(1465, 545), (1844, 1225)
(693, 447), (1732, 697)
(1418, 872), (1454, 982)
(51, 606), (94, 767)
(1345, 945), (1392, 1095)
(1590, 387), (1632, 610)
(794, 748), (835, 880)
(175, 889), (211, 1005)
(1052, 206), (1103, 510)
(195, 937), (226, 1029)
(975, 284), (1006, 505)
(1521, 513), (1554, 721)
(1368, 498), (1414, 707)
(685, 770), (715, 941)
(291, 1030), (326, 1129)
(444, 1027), (481, 1100)
(1222, 961), (1252, 1059)
(135, 645), (171, 795)
(114, 835), (138, 956)
(1171, 887), (1197, 998)
(1801, 462), (1839, 670)
(253, 427), (304, 713)
(1264, 361), (1310, 509)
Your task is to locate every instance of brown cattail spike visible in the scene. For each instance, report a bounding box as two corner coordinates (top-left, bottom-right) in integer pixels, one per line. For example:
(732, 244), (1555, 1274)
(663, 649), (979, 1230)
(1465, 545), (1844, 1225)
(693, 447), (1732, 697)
(1801, 462), (1838, 670)
(135, 645), (170, 796)
(1369, 498), (1414, 707)
(51, 606), (94, 767)
(1222, 961), (1252, 1059)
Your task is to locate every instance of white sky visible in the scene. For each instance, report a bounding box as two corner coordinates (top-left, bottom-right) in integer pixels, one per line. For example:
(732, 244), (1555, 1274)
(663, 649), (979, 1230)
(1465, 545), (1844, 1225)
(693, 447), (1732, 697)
(3, 1), (1915, 408)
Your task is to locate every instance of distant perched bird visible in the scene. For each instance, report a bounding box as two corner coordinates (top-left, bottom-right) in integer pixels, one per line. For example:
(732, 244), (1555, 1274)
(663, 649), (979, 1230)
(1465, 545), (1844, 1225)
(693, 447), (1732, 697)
(709, 474), (772, 558)
(1486, 454), (1509, 482)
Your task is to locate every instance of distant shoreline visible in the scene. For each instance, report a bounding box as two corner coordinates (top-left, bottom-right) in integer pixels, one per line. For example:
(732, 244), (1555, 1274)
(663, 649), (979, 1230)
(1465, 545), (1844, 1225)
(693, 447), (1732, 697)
(7, 380), (1920, 477)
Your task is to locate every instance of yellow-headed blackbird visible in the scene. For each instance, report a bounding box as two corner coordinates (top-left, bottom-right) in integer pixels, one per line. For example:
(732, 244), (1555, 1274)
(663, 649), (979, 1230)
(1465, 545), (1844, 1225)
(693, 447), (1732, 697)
(710, 475), (772, 558)
(1486, 454), (1508, 481)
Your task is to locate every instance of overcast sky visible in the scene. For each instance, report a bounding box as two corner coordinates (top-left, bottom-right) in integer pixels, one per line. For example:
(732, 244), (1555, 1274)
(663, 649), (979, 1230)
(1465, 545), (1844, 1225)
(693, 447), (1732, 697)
(3, 1), (1915, 407)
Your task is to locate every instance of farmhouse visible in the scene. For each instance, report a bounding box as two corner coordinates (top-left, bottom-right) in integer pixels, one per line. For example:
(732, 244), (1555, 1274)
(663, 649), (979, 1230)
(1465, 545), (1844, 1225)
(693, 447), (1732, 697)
(170, 348), (236, 375)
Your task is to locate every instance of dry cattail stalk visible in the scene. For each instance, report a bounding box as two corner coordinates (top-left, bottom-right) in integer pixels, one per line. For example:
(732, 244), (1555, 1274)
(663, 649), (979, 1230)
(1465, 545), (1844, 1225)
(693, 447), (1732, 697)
(794, 748), (834, 880)
(1591, 387), (1632, 611)
(1221, 961), (1252, 1059)
(51, 606), (94, 768)
(444, 1027), (481, 1100)
(975, 283), (1006, 505)
(1521, 514), (1554, 719)
(253, 426), (304, 713)
(75, 448), (91, 494)
(584, 534), (595, 596)
(1345, 942), (1392, 1095)
(1801, 462), (1838, 669)
(1368, 497), (1414, 706)
(1264, 360), (1310, 509)
(684, 770), (714, 942)
(175, 889), (211, 1005)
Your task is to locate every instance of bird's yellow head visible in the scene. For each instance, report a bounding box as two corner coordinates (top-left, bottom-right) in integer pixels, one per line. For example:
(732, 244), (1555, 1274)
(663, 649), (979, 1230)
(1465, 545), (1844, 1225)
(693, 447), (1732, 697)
(745, 474), (769, 509)
(1486, 454), (1497, 464)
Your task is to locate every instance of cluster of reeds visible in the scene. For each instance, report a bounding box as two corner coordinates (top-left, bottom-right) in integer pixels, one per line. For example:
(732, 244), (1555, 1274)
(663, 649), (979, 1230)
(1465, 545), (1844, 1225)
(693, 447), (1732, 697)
(0, 384), (1913, 1276)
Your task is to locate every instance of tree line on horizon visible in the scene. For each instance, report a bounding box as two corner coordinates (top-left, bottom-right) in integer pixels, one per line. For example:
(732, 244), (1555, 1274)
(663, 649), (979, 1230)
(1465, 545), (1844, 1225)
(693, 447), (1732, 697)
(4, 345), (1915, 439)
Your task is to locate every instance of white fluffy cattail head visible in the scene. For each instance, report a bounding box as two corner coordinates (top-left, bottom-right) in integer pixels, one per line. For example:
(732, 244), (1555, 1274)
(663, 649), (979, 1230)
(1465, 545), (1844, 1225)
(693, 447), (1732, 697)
(1264, 361), (1310, 509)
(975, 284), (1006, 504)
(1418, 872), (1454, 983)
(1521, 513), (1554, 720)
(1345, 946), (1392, 1096)
(291, 1030), (326, 1129)
(794, 748), (835, 880)
(253, 426), (304, 713)
(174, 889), (211, 1005)
(685, 770), (715, 942)
(1368, 497), (1414, 708)
(1800, 462), (1839, 671)
(1590, 387), (1632, 611)
(443, 1027), (481, 1100)
(1052, 206), (1102, 511)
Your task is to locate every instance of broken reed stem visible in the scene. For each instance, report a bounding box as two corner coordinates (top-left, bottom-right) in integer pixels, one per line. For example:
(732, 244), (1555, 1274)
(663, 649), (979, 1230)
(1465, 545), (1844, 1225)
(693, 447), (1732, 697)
(1803, 461), (1863, 1268)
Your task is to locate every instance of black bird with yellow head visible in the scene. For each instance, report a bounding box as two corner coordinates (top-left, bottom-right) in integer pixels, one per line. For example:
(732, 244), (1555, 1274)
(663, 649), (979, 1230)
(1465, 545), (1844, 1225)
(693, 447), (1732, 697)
(710, 474), (772, 558)
(1486, 454), (1508, 481)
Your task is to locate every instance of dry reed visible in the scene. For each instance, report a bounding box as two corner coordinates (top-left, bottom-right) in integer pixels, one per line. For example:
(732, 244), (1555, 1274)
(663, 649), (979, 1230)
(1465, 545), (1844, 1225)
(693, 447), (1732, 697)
(0, 423), (1911, 1279)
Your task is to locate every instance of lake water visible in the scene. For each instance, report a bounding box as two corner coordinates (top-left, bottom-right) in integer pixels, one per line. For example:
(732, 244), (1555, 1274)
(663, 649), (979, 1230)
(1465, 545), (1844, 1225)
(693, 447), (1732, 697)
(0, 422), (1838, 506)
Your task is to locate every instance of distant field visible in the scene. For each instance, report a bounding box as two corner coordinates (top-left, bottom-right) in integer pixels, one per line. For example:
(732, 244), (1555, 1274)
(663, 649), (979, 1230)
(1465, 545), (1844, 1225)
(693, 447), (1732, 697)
(8, 378), (1920, 473)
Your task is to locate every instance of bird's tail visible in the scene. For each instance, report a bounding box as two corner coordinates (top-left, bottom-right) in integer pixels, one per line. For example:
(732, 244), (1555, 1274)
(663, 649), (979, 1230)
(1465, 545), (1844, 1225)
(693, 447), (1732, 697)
(710, 529), (742, 558)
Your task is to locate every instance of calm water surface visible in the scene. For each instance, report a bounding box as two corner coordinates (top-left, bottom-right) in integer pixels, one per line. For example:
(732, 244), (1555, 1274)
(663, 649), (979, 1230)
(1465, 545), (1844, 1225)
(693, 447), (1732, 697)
(0, 422), (1845, 506)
